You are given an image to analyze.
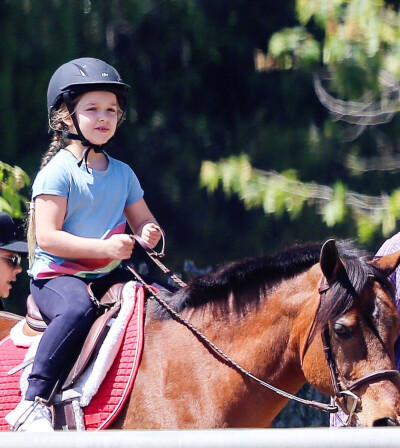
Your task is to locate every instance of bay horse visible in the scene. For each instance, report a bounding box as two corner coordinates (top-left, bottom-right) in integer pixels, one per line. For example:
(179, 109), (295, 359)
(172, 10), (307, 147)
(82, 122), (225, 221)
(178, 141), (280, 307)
(1, 239), (400, 428)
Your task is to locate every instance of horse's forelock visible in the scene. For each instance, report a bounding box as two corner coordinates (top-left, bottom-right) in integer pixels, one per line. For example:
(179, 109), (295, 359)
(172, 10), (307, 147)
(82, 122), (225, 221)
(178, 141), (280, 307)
(316, 241), (374, 327)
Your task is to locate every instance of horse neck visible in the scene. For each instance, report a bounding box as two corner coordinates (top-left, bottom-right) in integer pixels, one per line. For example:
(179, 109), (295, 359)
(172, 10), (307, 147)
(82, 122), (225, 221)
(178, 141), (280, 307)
(133, 266), (322, 429)
(190, 266), (321, 397)
(205, 266), (322, 426)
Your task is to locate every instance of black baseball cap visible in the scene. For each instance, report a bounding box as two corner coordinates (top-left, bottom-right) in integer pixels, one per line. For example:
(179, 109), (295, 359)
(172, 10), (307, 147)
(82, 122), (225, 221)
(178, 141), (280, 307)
(0, 212), (28, 253)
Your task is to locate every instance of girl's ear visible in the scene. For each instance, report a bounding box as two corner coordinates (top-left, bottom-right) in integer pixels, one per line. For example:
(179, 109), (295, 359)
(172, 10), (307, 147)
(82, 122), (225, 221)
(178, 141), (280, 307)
(63, 115), (74, 128)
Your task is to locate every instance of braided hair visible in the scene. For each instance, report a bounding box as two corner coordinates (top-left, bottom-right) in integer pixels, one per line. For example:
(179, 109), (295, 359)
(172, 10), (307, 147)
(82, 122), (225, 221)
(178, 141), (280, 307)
(26, 100), (79, 264)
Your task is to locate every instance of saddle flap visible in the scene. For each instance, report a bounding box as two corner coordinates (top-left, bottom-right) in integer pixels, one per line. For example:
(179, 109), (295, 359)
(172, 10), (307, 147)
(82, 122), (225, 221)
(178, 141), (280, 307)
(62, 305), (120, 390)
(62, 283), (124, 390)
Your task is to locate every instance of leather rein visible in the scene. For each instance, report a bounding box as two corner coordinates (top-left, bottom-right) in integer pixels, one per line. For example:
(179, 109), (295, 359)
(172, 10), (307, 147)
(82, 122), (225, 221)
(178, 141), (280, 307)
(127, 231), (400, 416)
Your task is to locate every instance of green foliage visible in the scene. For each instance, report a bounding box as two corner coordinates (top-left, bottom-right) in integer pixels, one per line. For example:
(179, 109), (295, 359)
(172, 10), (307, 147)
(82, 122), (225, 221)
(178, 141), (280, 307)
(0, 162), (30, 218)
(198, 0), (400, 247)
(201, 155), (400, 243)
(266, 0), (400, 98)
(268, 27), (320, 70)
(322, 182), (347, 227)
(200, 155), (254, 198)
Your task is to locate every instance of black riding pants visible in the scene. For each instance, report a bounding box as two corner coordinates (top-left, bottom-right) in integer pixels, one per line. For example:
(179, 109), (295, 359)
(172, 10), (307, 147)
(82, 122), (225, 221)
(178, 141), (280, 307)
(26, 267), (133, 401)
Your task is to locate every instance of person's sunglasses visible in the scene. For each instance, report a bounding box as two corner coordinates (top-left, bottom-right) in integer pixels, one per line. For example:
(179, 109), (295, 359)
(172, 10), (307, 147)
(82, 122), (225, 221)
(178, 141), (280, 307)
(0, 255), (21, 268)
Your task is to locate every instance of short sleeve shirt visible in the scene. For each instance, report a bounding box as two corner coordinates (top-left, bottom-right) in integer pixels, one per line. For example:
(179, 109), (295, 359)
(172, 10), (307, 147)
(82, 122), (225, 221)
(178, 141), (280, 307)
(28, 150), (144, 279)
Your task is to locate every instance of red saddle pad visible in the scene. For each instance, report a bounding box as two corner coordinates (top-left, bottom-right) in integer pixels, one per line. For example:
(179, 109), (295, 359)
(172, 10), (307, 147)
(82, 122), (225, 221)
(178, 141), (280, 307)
(0, 284), (145, 431)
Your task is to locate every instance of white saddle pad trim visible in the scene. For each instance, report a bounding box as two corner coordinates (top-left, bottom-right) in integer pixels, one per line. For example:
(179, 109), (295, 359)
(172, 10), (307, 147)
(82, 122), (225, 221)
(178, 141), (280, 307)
(10, 319), (42, 348)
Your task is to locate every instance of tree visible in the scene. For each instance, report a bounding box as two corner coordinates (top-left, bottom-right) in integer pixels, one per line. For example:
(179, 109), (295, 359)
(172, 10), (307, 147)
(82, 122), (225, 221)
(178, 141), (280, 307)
(200, 0), (400, 243)
(0, 163), (29, 219)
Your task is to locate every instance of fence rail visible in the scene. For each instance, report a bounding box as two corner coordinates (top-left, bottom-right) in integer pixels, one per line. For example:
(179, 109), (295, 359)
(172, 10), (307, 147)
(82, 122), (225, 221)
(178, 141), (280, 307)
(1, 428), (400, 448)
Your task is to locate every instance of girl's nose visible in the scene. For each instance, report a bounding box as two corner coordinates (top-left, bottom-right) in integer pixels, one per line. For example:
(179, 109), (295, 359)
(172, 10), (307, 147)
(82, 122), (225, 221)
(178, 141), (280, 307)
(98, 110), (107, 121)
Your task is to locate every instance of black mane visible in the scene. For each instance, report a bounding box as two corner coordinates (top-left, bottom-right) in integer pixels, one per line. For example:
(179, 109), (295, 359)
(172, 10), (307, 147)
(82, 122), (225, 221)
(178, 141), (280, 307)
(149, 239), (387, 323)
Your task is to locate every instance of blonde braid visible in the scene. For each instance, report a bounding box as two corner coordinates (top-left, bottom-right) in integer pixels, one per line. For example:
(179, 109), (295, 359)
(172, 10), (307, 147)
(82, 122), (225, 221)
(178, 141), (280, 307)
(26, 203), (36, 267)
(27, 103), (72, 265)
(41, 104), (71, 167)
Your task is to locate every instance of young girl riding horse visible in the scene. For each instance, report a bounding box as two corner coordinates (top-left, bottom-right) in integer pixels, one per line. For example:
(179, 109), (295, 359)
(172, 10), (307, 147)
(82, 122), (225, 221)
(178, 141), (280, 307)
(6, 57), (161, 431)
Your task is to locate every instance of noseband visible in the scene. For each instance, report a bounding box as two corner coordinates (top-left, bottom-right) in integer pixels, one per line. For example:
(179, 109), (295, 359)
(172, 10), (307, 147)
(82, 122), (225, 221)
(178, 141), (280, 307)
(319, 276), (400, 420)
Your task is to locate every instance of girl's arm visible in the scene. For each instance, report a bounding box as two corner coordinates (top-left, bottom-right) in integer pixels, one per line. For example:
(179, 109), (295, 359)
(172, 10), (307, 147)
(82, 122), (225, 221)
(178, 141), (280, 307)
(124, 198), (161, 249)
(35, 194), (134, 259)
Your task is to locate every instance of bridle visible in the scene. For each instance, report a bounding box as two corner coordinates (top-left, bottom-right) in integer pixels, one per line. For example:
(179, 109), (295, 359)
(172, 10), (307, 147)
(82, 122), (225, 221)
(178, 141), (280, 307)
(318, 276), (400, 423)
(128, 233), (400, 420)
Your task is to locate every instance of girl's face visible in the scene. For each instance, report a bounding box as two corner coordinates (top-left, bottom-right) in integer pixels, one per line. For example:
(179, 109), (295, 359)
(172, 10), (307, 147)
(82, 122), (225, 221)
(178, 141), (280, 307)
(0, 250), (22, 298)
(66, 91), (119, 146)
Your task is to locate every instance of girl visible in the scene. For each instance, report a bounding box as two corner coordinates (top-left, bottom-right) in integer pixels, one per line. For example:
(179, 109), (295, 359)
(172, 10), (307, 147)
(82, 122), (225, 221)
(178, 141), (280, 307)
(6, 58), (161, 431)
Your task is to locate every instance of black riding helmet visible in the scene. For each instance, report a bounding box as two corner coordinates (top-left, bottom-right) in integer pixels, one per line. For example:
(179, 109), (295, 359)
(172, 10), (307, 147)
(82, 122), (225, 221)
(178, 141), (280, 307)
(47, 57), (130, 164)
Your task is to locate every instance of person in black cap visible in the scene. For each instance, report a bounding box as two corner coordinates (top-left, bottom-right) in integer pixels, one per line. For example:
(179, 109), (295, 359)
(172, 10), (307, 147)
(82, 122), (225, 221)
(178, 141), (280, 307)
(0, 212), (28, 299)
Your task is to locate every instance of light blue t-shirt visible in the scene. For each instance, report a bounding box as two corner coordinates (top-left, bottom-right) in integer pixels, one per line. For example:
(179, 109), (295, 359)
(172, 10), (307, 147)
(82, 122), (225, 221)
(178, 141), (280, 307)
(29, 149), (144, 279)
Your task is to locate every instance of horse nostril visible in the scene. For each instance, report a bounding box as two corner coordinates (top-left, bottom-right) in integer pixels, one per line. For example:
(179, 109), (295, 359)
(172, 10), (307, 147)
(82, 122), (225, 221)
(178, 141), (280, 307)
(373, 418), (399, 427)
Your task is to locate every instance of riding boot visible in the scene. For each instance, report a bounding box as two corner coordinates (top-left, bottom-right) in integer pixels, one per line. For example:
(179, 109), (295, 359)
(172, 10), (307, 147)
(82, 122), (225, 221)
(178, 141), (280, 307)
(5, 397), (54, 432)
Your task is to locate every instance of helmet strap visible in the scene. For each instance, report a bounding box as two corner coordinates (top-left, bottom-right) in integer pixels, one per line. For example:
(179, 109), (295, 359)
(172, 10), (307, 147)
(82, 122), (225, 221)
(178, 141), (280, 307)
(62, 92), (87, 144)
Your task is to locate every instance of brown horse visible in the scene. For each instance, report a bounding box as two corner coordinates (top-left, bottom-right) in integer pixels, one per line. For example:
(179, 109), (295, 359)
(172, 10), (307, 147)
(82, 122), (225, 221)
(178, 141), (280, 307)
(0, 311), (22, 341)
(2, 239), (400, 428)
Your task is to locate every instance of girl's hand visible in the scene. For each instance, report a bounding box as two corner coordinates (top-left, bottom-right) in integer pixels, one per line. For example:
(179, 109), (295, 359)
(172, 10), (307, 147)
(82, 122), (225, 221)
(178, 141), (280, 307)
(140, 223), (161, 249)
(104, 234), (135, 259)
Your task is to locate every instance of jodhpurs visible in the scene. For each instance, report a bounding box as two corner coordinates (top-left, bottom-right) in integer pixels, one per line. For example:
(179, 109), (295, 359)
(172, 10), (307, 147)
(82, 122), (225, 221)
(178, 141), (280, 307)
(26, 275), (96, 401)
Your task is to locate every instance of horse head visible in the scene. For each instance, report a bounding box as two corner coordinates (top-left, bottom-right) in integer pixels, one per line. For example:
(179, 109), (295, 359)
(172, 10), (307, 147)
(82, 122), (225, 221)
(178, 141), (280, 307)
(303, 239), (400, 427)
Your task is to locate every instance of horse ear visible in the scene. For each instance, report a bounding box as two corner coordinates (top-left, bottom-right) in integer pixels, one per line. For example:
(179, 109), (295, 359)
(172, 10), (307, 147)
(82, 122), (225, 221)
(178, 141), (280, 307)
(320, 239), (344, 282)
(369, 251), (400, 277)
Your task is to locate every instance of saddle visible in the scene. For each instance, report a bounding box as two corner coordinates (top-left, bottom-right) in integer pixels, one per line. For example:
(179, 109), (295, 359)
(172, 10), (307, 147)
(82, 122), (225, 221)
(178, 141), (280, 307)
(0, 280), (145, 431)
(25, 282), (124, 394)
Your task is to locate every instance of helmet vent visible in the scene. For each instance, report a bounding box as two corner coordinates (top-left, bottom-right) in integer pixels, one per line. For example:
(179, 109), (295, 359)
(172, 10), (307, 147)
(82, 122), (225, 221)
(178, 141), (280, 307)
(72, 63), (89, 77)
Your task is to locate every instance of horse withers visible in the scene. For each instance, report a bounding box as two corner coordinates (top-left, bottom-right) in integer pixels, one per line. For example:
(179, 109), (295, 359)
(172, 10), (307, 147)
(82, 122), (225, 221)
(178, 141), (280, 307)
(1, 239), (400, 428)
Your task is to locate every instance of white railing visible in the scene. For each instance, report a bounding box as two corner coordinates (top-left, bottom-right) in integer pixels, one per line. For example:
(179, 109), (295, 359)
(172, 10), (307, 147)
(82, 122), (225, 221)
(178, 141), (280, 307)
(1, 428), (400, 448)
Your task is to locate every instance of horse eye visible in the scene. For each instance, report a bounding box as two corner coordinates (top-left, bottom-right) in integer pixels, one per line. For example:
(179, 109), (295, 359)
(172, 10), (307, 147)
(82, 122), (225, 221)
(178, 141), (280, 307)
(333, 323), (353, 339)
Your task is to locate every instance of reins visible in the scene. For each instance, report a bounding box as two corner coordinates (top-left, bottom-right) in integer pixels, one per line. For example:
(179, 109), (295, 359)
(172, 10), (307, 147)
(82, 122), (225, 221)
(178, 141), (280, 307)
(131, 229), (187, 288)
(127, 231), (338, 414)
